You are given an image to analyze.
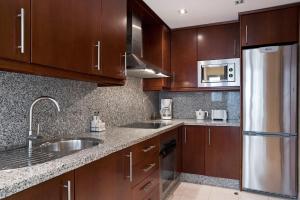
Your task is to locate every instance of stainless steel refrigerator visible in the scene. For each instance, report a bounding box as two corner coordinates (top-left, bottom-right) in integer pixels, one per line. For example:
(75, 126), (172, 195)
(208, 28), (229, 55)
(242, 44), (298, 198)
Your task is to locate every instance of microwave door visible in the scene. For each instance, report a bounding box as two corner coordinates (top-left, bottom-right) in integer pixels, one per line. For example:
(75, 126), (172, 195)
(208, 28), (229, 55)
(202, 65), (227, 83)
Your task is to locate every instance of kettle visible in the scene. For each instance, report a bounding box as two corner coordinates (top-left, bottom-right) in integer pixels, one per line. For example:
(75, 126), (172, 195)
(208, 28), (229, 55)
(195, 109), (209, 120)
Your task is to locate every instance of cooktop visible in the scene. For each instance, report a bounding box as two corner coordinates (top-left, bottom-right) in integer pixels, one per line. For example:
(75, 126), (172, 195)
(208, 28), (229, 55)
(121, 122), (172, 129)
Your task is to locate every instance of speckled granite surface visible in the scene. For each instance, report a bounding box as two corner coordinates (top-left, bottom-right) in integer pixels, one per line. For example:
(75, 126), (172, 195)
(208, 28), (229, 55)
(159, 91), (240, 120)
(0, 119), (239, 199)
(0, 72), (158, 147)
(180, 173), (240, 190)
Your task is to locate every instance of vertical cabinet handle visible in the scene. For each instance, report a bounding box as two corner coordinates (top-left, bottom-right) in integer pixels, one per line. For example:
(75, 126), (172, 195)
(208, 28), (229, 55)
(126, 152), (133, 182)
(17, 8), (25, 54)
(233, 39), (236, 56)
(63, 180), (72, 200)
(245, 25), (248, 45)
(122, 52), (127, 76)
(208, 128), (211, 146)
(95, 41), (101, 70)
(184, 127), (187, 144)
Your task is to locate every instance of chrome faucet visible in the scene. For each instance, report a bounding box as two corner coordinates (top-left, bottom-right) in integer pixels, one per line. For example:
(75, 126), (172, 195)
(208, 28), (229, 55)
(29, 96), (61, 138)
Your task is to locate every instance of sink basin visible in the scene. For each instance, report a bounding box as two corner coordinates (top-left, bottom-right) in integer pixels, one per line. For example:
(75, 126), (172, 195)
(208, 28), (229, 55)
(0, 137), (103, 170)
(38, 138), (102, 154)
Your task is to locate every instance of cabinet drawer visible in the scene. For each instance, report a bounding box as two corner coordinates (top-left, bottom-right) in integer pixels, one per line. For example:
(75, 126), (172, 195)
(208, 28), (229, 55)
(133, 154), (159, 186)
(133, 170), (159, 200)
(143, 186), (159, 200)
(132, 137), (159, 166)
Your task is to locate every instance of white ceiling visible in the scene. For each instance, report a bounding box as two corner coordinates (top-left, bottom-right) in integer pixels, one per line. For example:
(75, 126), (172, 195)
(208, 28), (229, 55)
(143, 0), (300, 28)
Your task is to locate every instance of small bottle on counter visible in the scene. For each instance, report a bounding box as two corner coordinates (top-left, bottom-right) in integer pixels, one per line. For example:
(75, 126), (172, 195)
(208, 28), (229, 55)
(90, 112), (106, 132)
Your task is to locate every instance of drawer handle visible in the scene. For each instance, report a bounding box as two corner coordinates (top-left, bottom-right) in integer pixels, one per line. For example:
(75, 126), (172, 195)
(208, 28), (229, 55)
(143, 163), (156, 172)
(142, 145), (156, 153)
(141, 181), (153, 193)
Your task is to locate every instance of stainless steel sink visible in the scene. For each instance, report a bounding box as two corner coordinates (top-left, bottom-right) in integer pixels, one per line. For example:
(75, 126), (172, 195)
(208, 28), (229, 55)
(38, 138), (102, 154)
(0, 137), (103, 170)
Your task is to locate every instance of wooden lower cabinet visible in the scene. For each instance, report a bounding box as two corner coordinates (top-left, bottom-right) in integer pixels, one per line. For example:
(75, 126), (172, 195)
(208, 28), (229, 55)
(182, 126), (241, 180)
(182, 126), (206, 175)
(6, 171), (75, 200)
(75, 150), (132, 200)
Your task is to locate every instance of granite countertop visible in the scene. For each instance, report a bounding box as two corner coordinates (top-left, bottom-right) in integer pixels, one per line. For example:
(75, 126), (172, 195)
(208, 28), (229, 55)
(0, 119), (239, 199)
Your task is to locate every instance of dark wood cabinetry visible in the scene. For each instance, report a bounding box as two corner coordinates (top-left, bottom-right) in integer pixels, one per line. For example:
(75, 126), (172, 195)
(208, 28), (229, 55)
(6, 172), (74, 200)
(182, 126), (206, 175)
(171, 28), (198, 89)
(198, 22), (240, 60)
(182, 126), (241, 180)
(0, 0), (30, 62)
(31, 0), (101, 75)
(75, 150), (132, 200)
(240, 6), (299, 47)
(205, 126), (241, 180)
(143, 25), (171, 91)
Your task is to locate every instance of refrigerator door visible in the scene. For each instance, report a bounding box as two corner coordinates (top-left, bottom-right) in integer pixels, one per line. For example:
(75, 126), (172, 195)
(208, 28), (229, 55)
(242, 133), (297, 197)
(243, 44), (297, 134)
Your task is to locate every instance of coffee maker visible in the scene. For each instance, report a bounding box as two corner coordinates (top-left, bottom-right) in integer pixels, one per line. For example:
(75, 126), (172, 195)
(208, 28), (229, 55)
(160, 99), (172, 120)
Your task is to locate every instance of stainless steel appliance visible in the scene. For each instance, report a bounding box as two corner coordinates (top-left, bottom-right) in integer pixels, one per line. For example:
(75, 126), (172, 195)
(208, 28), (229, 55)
(197, 58), (240, 87)
(160, 134), (179, 199)
(211, 109), (227, 121)
(242, 44), (298, 198)
(160, 99), (173, 120)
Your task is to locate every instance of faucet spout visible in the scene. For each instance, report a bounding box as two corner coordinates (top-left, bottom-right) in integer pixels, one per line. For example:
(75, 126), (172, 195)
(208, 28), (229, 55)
(29, 96), (61, 137)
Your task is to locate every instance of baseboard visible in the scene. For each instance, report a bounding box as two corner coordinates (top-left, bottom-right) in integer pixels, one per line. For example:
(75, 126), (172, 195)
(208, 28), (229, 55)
(180, 173), (240, 190)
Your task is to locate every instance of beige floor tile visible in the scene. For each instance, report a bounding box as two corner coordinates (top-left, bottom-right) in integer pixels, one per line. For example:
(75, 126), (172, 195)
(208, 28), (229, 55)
(239, 191), (269, 200)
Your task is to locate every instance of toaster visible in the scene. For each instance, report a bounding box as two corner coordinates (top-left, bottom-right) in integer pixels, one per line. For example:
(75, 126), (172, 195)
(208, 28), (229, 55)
(211, 110), (227, 121)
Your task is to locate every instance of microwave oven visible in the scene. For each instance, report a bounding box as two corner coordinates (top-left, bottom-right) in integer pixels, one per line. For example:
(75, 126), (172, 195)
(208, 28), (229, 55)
(197, 58), (240, 87)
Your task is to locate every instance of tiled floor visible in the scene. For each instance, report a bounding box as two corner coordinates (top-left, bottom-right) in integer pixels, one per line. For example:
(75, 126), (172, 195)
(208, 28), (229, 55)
(167, 182), (290, 200)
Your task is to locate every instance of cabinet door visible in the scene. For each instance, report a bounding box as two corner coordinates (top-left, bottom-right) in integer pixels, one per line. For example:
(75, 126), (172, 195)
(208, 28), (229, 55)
(182, 126), (205, 175)
(240, 7), (298, 47)
(171, 29), (198, 88)
(205, 126), (241, 179)
(75, 151), (131, 200)
(0, 0), (30, 62)
(6, 172), (74, 200)
(31, 0), (101, 75)
(198, 23), (240, 60)
(100, 0), (127, 79)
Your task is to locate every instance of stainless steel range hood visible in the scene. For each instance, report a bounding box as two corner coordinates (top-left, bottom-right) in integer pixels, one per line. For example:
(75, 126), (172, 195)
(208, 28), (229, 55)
(126, 12), (171, 78)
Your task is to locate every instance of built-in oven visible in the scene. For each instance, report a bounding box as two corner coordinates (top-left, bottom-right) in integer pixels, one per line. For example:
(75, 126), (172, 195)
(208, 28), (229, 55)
(198, 58), (240, 87)
(160, 134), (179, 199)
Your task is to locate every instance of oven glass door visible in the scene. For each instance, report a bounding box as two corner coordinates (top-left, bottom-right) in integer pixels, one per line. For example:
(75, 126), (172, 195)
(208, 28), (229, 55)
(201, 64), (229, 83)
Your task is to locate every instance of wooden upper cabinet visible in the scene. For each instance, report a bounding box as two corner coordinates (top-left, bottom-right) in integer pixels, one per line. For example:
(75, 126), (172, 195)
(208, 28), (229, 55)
(6, 172), (74, 200)
(0, 0), (30, 62)
(182, 126), (206, 175)
(240, 6), (299, 47)
(100, 0), (127, 79)
(31, 0), (101, 75)
(143, 25), (171, 91)
(198, 22), (240, 60)
(205, 126), (241, 180)
(171, 29), (198, 88)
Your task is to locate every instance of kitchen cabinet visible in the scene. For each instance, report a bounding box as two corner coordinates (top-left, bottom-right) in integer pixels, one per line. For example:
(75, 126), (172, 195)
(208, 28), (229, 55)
(197, 22), (240, 60)
(205, 126), (241, 179)
(143, 25), (171, 91)
(100, 0), (127, 79)
(6, 171), (74, 200)
(171, 28), (198, 89)
(0, 0), (30, 62)
(240, 6), (299, 47)
(31, 0), (126, 78)
(182, 126), (241, 180)
(75, 150), (132, 200)
(182, 126), (206, 175)
(31, 0), (101, 75)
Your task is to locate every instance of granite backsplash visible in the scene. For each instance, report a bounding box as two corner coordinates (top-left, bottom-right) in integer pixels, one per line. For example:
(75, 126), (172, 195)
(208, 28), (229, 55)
(159, 91), (240, 120)
(0, 72), (158, 147)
